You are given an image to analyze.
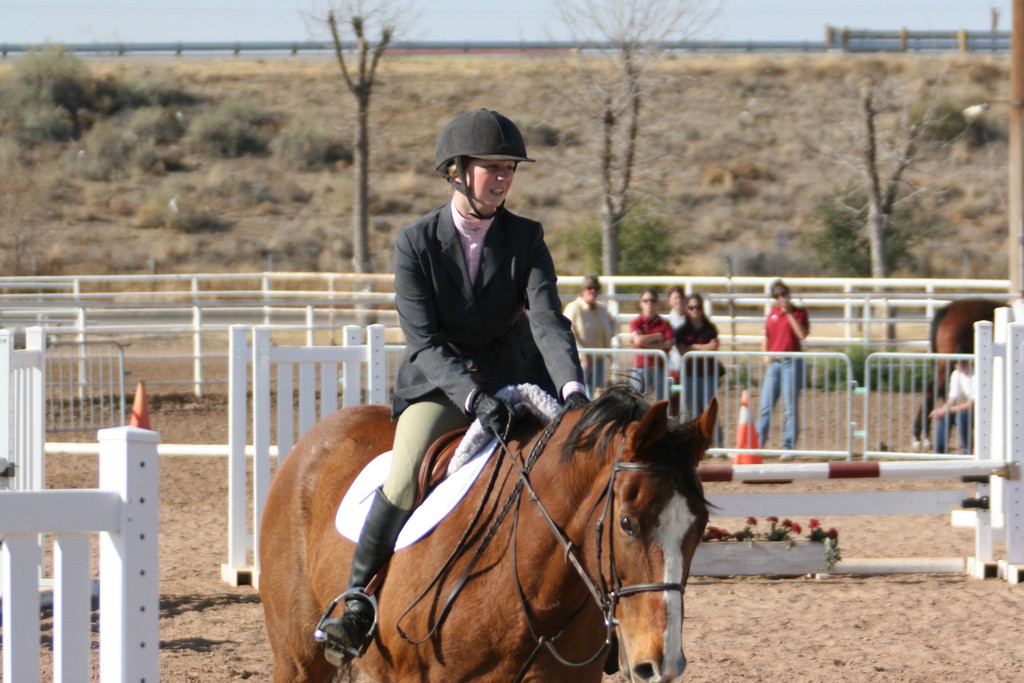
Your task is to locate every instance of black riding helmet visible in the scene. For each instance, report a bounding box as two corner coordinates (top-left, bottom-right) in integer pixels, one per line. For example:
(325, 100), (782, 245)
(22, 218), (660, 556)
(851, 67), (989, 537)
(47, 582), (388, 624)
(435, 109), (534, 218)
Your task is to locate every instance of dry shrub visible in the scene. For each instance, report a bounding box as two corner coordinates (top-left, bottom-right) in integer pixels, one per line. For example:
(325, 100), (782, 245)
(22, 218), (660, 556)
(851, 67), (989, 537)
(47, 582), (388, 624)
(72, 121), (138, 181)
(130, 106), (185, 145)
(278, 120), (352, 171)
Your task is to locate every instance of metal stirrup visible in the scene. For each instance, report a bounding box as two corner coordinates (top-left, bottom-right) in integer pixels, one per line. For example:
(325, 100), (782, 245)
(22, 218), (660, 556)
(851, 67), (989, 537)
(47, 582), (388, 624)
(313, 588), (380, 659)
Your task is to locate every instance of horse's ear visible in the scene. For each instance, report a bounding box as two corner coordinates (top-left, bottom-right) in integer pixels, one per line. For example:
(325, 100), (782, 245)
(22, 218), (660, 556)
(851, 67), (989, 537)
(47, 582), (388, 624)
(627, 400), (669, 458)
(692, 397), (718, 464)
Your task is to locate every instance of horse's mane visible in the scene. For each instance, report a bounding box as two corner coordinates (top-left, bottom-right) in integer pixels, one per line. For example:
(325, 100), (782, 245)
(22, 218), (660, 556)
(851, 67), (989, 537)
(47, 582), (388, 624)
(558, 384), (710, 508)
(560, 384), (648, 463)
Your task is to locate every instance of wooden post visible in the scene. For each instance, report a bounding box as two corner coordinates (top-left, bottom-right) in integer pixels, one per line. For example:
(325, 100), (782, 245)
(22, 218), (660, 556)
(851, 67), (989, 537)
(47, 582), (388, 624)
(1011, 0), (1024, 294)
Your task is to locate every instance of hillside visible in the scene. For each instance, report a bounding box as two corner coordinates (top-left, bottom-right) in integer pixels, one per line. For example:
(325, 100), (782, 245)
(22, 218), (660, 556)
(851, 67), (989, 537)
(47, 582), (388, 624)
(0, 50), (1012, 280)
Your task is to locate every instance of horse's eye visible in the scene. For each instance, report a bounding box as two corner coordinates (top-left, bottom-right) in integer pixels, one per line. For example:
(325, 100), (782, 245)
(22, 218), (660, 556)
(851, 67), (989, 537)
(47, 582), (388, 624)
(619, 516), (637, 537)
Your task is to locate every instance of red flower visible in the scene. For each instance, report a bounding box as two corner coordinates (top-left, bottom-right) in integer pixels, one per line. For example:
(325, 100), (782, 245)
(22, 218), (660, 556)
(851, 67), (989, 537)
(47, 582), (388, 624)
(790, 522), (802, 534)
(766, 516), (779, 523)
(808, 519), (821, 529)
(827, 528), (839, 540)
(745, 517), (758, 526)
(782, 518), (793, 529)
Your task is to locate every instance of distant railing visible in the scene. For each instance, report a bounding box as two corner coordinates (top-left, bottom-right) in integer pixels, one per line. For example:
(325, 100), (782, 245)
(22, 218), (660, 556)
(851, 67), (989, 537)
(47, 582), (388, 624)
(0, 30), (1013, 58)
(0, 272), (1012, 396)
(824, 26), (1010, 53)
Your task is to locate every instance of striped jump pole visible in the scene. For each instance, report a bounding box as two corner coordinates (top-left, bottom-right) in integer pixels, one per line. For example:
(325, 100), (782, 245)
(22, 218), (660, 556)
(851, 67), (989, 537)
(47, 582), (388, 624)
(698, 460), (1018, 483)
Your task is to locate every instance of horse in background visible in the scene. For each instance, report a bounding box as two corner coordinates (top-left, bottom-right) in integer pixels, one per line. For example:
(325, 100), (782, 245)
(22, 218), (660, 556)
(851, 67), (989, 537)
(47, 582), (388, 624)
(259, 386), (717, 683)
(912, 298), (1000, 450)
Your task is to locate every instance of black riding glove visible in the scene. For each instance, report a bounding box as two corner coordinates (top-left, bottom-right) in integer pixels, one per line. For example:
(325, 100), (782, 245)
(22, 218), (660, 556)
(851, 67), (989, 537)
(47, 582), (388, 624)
(472, 391), (516, 440)
(563, 391), (589, 411)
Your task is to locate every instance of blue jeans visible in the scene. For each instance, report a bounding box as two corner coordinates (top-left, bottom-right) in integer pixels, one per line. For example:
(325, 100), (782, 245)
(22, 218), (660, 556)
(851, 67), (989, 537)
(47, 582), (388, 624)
(757, 358), (803, 451)
(680, 373), (718, 423)
(934, 408), (972, 454)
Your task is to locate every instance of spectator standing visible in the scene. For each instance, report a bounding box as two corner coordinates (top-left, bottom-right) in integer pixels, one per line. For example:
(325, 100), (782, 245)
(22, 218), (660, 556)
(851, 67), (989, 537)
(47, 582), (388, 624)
(756, 279), (809, 459)
(665, 285), (687, 378)
(629, 288), (674, 399)
(929, 344), (976, 454)
(675, 293), (720, 422)
(563, 274), (617, 395)
(665, 285), (688, 414)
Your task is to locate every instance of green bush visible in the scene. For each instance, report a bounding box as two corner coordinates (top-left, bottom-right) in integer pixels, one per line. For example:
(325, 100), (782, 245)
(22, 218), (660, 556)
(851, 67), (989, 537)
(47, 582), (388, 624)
(278, 121), (352, 171)
(188, 98), (277, 157)
(574, 205), (678, 275)
(73, 121), (139, 181)
(808, 185), (927, 277)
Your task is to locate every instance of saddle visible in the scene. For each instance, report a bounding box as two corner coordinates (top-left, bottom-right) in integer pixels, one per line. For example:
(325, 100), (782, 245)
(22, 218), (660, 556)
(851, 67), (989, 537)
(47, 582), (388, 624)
(363, 426), (470, 596)
(414, 427), (470, 508)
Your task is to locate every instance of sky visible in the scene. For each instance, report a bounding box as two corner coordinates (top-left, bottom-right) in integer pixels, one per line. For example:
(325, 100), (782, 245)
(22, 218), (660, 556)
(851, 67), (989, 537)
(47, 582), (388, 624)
(0, 1), (1013, 46)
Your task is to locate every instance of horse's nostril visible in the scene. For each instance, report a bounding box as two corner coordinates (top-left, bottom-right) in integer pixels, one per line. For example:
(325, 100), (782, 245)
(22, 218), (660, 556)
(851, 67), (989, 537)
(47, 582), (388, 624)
(632, 661), (659, 681)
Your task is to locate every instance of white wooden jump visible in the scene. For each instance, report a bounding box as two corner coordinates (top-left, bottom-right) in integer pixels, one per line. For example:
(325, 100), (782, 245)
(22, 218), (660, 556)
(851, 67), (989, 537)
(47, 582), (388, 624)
(0, 427), (160, 683)
(0, 327), (45, 492)
(694, 313), (1024, 582)
(221, 324), (388, 587)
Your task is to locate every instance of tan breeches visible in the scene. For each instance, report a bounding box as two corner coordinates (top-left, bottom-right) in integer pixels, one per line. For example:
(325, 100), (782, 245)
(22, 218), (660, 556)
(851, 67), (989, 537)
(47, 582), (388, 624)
(382, 391), (471, 510)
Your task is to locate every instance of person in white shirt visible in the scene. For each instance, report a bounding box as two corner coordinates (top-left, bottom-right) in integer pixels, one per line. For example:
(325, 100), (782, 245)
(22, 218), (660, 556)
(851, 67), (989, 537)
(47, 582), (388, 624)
(929, 344), (976, 454)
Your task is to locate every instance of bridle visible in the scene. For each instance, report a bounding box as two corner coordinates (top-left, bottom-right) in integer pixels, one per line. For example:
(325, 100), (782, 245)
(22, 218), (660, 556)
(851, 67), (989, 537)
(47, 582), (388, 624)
(505, 433), (686, 681)
(393, 411), (692, 681)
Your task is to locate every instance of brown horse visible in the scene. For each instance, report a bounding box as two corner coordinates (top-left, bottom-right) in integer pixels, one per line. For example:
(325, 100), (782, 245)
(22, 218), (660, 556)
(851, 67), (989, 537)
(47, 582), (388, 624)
(912, 298), (1000, 449)
(259, 386), (716, 682)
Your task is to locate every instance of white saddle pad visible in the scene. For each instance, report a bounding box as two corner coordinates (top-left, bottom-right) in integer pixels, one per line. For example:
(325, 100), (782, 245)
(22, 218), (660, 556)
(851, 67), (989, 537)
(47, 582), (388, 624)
(335, 439), (498, 550)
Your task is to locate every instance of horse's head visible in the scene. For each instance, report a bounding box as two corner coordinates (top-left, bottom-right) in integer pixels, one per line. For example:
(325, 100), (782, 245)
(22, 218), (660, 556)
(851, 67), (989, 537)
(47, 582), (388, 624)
(603, 394), (715, 682)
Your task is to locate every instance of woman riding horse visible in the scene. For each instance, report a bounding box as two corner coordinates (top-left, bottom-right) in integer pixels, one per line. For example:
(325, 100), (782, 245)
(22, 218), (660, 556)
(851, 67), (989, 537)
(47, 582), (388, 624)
(316, 108), (588, 664)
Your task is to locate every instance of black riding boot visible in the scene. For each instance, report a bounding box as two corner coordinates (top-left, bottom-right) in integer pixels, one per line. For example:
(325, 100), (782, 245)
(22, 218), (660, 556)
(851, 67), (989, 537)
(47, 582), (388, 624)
(317, 488), (412, 665)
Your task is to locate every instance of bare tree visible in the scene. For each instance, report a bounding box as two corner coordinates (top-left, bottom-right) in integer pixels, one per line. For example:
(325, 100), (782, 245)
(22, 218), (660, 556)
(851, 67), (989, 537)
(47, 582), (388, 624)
(321, 1), (413, 273)
(819, 74), (958, 340)
(554, 0), (717, 275)
(859, 81), (926, 279)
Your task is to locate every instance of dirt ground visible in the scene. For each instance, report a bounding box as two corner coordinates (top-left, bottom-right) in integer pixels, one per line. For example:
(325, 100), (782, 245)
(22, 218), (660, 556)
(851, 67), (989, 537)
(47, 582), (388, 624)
(19, 391), (1024, 682)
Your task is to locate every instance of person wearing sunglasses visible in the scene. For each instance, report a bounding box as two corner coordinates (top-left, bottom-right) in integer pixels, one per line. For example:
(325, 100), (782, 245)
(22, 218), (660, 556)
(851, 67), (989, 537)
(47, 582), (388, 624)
(674, 293), (721, 423)
(629, 288), (674, 399)
(757, 279), (809, 459)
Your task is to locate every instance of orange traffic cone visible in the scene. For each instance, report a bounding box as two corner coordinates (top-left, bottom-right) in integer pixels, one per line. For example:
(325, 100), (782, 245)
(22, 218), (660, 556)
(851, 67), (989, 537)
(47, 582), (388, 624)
(733, 389), (762, 465)
(129, 381), (152, 430)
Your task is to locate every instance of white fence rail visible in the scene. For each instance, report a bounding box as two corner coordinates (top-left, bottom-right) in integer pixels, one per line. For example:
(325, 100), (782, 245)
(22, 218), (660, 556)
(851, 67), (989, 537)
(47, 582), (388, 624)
(222, 324), (388, 586)
(0, 427), (160, 683)
(221, 320), (1024, 582)
(0, 273), (1012, 395)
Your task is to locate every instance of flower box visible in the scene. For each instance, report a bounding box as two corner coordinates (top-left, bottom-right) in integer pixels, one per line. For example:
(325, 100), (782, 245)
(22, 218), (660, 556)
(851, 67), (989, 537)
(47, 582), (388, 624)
(690, 541), (835, 577)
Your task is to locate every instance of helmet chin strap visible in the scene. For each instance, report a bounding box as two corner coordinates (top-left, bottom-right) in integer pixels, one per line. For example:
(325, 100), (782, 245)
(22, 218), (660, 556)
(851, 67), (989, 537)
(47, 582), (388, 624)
(451, 157), (503, 220)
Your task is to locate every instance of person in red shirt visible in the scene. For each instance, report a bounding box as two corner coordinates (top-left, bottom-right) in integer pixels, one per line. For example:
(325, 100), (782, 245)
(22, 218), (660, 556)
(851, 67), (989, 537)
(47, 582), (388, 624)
(756, 280), (809, 457)
(629, 288), (674, 399)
